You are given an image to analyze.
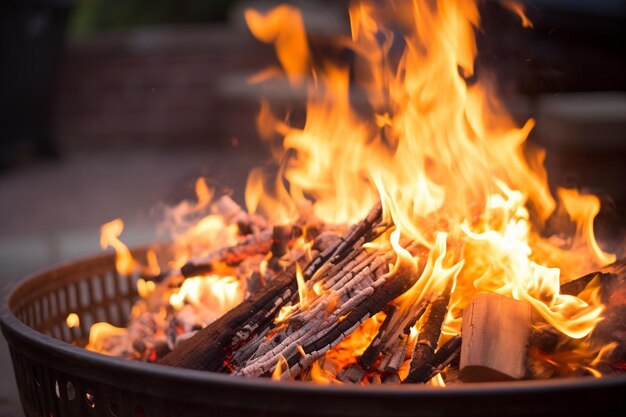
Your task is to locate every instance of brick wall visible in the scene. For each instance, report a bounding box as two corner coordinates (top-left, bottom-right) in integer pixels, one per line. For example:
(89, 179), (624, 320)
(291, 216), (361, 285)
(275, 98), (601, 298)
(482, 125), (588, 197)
(55, 26), (275, 150)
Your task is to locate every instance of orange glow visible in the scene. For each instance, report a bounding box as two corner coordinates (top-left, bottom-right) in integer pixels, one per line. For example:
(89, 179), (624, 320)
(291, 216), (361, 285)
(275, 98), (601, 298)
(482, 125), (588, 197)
(65, 313), (80, 328)
(169, 275), (241, 316)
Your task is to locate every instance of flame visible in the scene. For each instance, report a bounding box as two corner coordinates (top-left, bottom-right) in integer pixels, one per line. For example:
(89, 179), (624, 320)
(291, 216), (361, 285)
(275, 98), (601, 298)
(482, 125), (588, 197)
(245, 5), (310, 88)
(272, 354), (290, 380)
(557, 188), (616, 267)
(136, 278), (156, 298)
(428, 373), (446, 387)
(86, 322), (127, 354)
(65, 313), (80, 328)
(100, 219), (136, 275)
(295, 262), (308, 307)
(501, 0), (533, 28)
(169, 275), (241, 314)
(245, 0), (614, 352)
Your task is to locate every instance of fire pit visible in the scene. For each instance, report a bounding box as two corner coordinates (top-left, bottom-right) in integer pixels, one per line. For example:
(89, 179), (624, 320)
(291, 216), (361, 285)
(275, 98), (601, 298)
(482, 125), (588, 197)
(2, 0), (626, 415)
(1, 250), (625, 417)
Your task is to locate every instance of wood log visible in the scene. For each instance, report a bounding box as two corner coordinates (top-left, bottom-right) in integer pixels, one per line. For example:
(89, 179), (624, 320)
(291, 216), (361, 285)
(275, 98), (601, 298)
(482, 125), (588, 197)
(403, 335), (462, 383)
(338, 363), (366, 383)
(238, 257), (426, 378)
(159, 260), (302, 371)
(160, 204), (385, 372)
(459, 293), (531, 382)
(358, 305), (399, 369)
(403, 282), (452, 383)
(302, 202), (383, 280)
(560, 257), (625, 296)
(180, 230), (273, 277)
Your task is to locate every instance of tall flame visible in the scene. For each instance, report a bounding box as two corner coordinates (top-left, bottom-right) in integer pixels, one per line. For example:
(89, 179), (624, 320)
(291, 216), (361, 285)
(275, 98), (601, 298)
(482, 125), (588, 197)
(245, 0), (615, 342)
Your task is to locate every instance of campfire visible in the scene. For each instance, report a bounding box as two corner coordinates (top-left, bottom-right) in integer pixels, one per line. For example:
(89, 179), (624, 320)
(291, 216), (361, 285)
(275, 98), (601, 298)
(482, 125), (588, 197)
(82, 0), (624, 386)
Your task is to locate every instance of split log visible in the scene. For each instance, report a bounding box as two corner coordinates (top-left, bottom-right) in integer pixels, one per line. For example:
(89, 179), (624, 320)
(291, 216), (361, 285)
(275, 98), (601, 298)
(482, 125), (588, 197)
(338, 363), (366, 383)
(459, 293), (531, 382)
(403, 282), (452, 383)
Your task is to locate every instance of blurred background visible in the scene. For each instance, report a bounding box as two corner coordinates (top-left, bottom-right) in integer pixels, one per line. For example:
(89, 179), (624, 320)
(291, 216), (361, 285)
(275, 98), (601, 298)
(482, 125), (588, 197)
(0, 0), (625, 415)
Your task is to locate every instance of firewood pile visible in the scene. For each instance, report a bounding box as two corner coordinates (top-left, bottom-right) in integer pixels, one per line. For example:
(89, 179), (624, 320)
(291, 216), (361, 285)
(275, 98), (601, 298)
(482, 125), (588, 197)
(89, 195), (626, 385)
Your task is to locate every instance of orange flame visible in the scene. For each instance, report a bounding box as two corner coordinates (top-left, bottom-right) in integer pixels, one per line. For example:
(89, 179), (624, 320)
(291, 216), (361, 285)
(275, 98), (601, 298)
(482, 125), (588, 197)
(246, 0), (615, 346)
(100, 219), (136, 275)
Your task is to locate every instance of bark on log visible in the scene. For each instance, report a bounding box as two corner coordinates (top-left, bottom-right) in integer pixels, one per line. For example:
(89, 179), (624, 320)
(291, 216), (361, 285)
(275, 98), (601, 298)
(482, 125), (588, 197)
(403, 283), (452, 383)
(459, 293), (531, 382)
(358, 305), (398, 369)
(403, 335), (462, 384)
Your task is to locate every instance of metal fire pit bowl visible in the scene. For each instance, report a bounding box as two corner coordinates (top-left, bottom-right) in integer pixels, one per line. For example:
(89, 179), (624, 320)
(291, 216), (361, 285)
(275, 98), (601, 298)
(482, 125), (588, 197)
(1, 248), (625, 417)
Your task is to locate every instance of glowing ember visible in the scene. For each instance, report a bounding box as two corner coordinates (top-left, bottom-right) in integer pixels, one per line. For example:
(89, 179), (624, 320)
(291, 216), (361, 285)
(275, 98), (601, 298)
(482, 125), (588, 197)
(88, 0), (624, 385)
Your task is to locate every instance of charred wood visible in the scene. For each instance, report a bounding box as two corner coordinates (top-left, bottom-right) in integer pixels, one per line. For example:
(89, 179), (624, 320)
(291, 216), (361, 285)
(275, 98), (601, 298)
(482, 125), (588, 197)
(159, 260), (302, 371)
(403, 282), (452, 383)
(181, 230), (273, 277)
(403, 335), (462, 384)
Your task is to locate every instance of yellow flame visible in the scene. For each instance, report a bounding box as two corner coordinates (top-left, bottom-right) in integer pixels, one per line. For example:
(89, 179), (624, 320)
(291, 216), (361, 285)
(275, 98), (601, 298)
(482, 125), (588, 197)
(65, 313), (80, 328)
(136, 278), (156, 298)
(169, 275), (241, 314)
(557, 188), (616, 267)
(244, 0), (615, 358)
(296, 262), (308, 307)
(86, 322), (127, 354)
(428, 373), (446, 387)
(272, 354), (290, 380)
(100, 219), (136, 275)
(195, 177), (213, 209)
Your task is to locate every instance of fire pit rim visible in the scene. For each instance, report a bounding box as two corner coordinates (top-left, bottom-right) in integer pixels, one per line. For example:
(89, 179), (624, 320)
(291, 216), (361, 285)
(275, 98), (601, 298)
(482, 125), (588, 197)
(3, 302), (626, 396)
(1, 248), (625, 396)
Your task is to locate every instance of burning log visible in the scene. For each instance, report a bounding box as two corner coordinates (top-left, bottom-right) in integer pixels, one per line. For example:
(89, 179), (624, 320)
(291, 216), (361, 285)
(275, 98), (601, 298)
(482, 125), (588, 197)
(180, 230), (274, 278)
(159, 259), (304, 371)
(358, 305), (399, 369)
(302, 202), (384, 280)
(459, 293), (531, 382)
(403, 283), (452, 383)
(404, 335), (463, 384)
(160, 203), (386, 372)
(560, 258), (625, 296)
(238, 255), (427, 379)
